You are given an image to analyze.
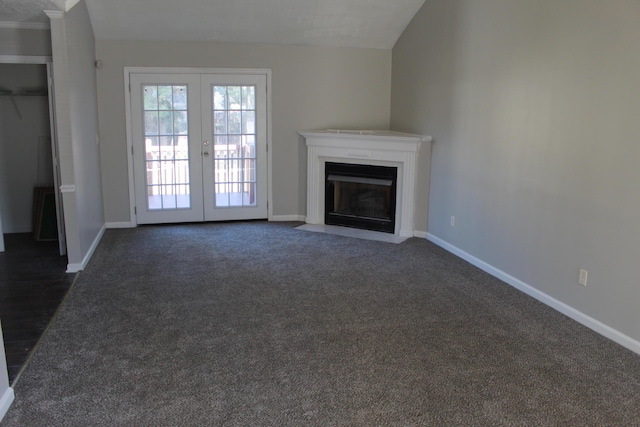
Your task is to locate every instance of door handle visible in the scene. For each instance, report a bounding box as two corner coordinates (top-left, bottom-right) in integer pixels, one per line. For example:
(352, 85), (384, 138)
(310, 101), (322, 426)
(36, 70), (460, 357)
(203, 140), (210, 146)
(203, 151), (210, 157)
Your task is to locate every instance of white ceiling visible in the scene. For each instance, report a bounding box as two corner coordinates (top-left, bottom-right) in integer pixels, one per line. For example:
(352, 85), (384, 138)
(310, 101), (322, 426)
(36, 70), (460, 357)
(0, 0), (425, 49)
(0, 0), (60, 23)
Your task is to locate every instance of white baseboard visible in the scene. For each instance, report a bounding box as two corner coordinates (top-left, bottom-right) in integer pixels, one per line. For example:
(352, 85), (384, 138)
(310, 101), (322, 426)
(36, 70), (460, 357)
(66, 224), (106, 273)
(0, 387), (14, 422)
(66, 263), (83, 273)
(270, 215), (306, 222)
(106, 221), (135, 229)
(426, 233), (640, 356)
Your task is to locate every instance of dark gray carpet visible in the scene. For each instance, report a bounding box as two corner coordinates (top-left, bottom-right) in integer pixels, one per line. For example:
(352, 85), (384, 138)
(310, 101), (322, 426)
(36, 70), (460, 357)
(3, 221), (640, 426)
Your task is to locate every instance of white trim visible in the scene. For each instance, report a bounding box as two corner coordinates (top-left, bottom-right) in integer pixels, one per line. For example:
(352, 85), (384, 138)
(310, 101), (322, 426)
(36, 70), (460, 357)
(66, 263), (83, 273)
(0, 387), (15, 422)
(123, 67), (273, 226)
(0, 21), (50, 30)
(46, 62), (67, 256)
(125, 67), (271, 76)
(266, 71), (273, 222)
(106, 221), (135, 229)
(60, 184), (76, 193)
(426, 233), (640, 356)
(66, 224), (105, 273)
(0, 210), (4, 252)
(123, 68), (137, 227)
(271, 215), (305, 222)
(44, 10), (64, 20)
(0, 55), (52, 64)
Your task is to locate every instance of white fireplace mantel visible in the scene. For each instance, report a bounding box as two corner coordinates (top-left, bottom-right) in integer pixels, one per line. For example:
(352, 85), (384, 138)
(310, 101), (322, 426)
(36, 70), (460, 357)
(300, 130), (432, 238)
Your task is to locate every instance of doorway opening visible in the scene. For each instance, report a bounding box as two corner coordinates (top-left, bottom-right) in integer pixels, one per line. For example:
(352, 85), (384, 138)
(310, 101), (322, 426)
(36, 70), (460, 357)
(0, 62), (71, 384)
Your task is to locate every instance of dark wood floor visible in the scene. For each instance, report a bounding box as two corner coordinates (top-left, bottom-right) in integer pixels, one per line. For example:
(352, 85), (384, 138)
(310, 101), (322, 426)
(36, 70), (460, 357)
(0, 233), (74, 384)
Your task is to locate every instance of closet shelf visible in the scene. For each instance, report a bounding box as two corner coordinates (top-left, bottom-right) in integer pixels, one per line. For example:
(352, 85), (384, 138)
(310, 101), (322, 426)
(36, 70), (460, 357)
(0, 87), (48, 97)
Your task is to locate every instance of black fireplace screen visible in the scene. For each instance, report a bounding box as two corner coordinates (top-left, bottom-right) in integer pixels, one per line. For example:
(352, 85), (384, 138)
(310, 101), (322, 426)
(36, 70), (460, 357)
(325, 162), (397, 233)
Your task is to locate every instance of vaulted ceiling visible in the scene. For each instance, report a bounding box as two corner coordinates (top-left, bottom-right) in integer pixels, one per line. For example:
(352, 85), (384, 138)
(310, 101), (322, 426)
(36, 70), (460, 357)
(0, 0), (426, 49)
(0, 0), (60, 23)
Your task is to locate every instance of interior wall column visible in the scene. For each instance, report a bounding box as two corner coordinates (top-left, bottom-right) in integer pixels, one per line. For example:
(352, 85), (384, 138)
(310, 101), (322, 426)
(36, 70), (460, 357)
(45, 10), (81, 271)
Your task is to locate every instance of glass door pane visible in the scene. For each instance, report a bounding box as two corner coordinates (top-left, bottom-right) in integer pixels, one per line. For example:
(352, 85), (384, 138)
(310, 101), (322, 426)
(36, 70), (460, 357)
(212, 85), (257, 208)
(143, 84), (191, 210)
(201, 73), (268, 222)
(131, 73), (204, 224)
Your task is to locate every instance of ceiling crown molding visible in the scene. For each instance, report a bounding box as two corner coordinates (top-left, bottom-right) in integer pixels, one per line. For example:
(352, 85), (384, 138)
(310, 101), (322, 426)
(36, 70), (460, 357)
(45, 10), (64, 20)
(52, 0), (81, 12)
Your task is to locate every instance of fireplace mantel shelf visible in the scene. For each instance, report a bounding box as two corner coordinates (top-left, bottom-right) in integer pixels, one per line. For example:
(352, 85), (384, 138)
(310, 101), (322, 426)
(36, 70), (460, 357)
(300, 129), (432, 238)
(300, 130), (432, 152)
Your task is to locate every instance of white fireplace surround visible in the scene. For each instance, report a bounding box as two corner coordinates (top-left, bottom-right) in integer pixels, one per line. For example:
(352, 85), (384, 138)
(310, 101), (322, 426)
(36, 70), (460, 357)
(300, 130), (432, 238)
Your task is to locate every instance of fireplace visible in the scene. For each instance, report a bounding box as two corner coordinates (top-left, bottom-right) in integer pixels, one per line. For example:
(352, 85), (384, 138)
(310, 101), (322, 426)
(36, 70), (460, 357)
(325, 162), (397, 233)
(300, 130), (432, 238)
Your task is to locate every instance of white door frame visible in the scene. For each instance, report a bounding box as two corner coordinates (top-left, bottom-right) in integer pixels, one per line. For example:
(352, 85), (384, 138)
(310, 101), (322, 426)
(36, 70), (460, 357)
(124, 67), (273, 226)
(0, 208), (4, 252)
(46, 62), (66, 255)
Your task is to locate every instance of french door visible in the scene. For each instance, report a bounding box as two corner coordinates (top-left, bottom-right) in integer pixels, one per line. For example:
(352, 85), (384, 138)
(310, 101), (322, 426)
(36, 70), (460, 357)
(130, 72), (268, 224)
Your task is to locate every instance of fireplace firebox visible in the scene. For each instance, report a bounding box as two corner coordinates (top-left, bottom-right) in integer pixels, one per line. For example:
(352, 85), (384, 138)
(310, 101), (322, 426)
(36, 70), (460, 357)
(325, 162), (397, 233)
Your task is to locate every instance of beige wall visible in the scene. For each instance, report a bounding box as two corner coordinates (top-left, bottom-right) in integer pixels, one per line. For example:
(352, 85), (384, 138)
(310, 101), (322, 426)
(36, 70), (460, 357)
(95, 40), (391, 222)
(66, 2), (104, 260)
(392, 0), (640, 346)
(0, 65), (52, 233)
(0, 28), (51, 57)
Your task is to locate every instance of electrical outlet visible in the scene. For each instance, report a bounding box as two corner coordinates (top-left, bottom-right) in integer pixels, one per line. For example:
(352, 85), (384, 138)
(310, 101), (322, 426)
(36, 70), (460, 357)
(450, 216), (455, 227)
(579, 269), (588, 286)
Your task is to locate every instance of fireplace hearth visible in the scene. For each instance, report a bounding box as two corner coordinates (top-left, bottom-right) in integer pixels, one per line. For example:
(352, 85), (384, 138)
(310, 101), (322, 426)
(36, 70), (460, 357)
(325, 162), (397, 233)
